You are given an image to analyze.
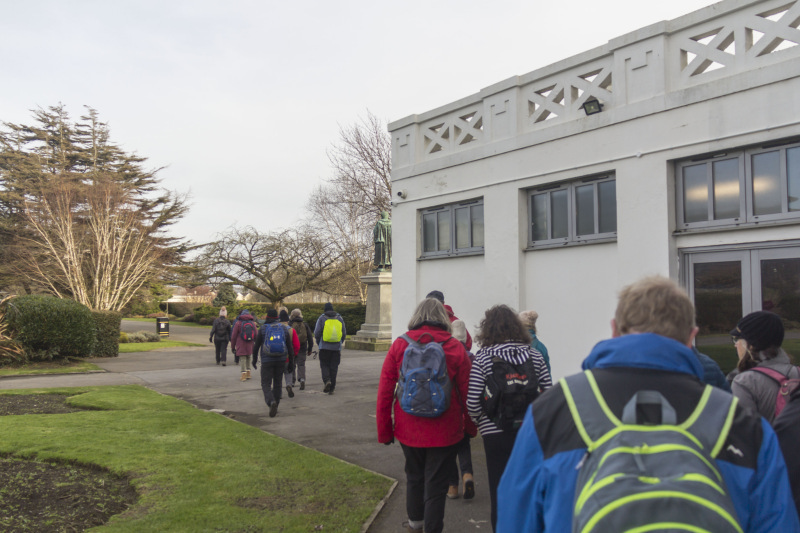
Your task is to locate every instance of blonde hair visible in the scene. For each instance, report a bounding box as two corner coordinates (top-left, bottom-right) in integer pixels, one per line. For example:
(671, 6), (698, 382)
(290, 308), (303, 319)
(518, 310), (539, 332)
(615, 276), (695, 344)
(407, 298), (452, 333)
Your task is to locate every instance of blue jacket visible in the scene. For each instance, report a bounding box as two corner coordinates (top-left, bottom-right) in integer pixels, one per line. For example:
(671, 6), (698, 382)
(496, 333), (800, 532)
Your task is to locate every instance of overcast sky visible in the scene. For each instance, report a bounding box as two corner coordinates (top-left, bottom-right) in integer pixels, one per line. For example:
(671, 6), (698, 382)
(1, 0), (711, 247)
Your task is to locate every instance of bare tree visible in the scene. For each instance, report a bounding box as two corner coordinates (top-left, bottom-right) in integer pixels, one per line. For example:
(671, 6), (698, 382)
(307, 184), (373, 302)
(17, 179), (169, 311)
(326, 110), (392, 218)
(200, 225), (343, 308)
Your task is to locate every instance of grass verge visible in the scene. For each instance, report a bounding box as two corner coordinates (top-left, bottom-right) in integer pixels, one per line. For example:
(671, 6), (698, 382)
(0, 359), (101, 378)
(0, 386), (393, 532)
(118, 341), (204, 353)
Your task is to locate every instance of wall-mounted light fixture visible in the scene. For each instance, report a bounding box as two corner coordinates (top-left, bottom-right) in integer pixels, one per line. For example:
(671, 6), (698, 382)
(581, 97), (603, 116)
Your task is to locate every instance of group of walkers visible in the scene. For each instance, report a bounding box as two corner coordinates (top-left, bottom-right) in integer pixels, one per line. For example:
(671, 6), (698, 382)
(208, 303), (346, 418)
(377, 277), (800, 533)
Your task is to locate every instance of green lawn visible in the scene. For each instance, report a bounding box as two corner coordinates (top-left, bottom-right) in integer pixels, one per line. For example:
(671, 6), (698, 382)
(124, 317), (207, 328)
(118, 341), (204, 353)
(0, 359), (102, 377)
(0, 386), (392, 532)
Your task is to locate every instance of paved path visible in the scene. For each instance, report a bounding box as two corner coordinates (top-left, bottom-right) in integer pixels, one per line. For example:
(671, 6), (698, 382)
(0, 321), (493, 532)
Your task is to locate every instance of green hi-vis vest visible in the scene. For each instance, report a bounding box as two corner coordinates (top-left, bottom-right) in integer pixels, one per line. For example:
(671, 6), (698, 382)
(562, 370), (743, 533)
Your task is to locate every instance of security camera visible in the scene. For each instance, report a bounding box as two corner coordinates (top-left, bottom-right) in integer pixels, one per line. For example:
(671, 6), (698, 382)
(396, 189), (408, 199)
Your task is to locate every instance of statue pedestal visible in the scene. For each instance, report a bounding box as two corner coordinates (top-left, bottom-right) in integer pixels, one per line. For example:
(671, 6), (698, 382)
(346, 271), (393, 351)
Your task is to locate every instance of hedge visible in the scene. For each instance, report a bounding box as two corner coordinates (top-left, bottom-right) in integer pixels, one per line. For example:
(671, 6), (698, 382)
(92, 310), (122, 357)
(5, 295), (96, 361)
(194, 303), (366, 337)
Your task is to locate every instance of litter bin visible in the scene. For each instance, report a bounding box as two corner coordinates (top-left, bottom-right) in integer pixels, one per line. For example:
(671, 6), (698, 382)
(156, 317), (169, 337)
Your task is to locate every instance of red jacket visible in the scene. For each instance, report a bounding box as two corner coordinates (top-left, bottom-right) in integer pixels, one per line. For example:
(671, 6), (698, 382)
(376, 324), (477, 447)
(444, 304), (472, 351)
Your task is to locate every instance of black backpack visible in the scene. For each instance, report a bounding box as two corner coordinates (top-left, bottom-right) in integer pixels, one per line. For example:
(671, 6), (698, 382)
(239, 321), (257, 342)
(482, 356), (540, 431)
(214, 318), (230, 338)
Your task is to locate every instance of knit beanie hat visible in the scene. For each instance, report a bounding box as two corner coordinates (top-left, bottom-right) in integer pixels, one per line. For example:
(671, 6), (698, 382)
(267, 309), (278, 318)
(730, 311), (784, 351)
(219, 306), (227, 317)
(279, 310), (290, 322)
(518, 310), (539, 330)
(290, 308), (303, 319)
(426, 290), (445, 303)
(324, 302), (334, 312)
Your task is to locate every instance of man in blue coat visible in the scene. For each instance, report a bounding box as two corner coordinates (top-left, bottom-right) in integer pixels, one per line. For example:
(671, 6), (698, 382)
(497, 276), (799, 532)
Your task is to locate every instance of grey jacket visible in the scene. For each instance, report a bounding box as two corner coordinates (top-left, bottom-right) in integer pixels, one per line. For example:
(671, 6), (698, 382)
(731, 349), (799, 423)
(314, 311), (346, 351)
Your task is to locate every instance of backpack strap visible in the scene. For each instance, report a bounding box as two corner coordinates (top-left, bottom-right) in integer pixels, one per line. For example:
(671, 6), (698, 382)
(750, 366), (789, 383)
(563, 370), (738, 455)
(562, 371), (617, 446)
(621, 390), (677, 425)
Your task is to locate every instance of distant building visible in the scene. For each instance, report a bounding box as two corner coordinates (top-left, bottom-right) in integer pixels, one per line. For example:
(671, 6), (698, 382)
(389, 0), (800, 378)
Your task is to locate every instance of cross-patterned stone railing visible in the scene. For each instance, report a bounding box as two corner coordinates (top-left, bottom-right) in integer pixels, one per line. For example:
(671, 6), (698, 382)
(390, 0), (800, 173)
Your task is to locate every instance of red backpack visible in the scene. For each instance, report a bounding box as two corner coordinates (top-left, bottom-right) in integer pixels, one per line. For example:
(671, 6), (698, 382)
(750, 366), (800, 419)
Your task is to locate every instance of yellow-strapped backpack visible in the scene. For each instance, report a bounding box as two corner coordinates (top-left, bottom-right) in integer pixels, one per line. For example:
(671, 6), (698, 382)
(562, 370), (743, 533)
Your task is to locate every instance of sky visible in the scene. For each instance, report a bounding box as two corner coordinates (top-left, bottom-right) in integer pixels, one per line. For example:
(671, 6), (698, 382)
(0, 0), (713, 248)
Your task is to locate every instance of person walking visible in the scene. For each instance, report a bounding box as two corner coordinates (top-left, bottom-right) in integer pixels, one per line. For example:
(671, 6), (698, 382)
(497, 276), (799, 532)
(518, 310), (551, 375)
(289, 308), (314, 391)
(467, 304), (552, 531)
(209, 307), (231, 366)
(279, 309), (301, 399)
(230, 309), (258, 382)
(426, 290), (472, 351)
(254, 309), (295, 418)
(314, 303), (346, 394)
(376, 298), (477, 533)
(730, 310), (799, 423)
(447, 319), (476, 501)
(774, 387), (800, 518)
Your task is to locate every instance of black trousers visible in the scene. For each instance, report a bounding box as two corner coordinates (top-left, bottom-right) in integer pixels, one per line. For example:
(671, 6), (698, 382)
(482, 430), (518, 532)
(260, 360), (285, 407)
(448, 434), (473, 485)
(401, 442), (460, 533)
(318, 349), (341, 390)
(214, 339), (228, 364)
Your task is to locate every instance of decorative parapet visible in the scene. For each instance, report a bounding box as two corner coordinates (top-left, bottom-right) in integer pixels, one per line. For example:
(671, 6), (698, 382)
(390, 0), (800, 173)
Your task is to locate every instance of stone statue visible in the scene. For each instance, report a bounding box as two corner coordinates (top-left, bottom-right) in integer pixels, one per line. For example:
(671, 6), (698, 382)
(372, 211), (392, 271)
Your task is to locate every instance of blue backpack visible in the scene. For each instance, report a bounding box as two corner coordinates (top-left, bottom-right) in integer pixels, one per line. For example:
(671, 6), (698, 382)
(262, 323), (287, 355)
(395, 333), (451, 417)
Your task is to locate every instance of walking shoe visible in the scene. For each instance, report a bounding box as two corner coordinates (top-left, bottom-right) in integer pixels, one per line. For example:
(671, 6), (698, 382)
(328, 388), (334, 395)
(299, 381), (305, 391)
(402, 520), (423, 532)
(216, 361), (220, 365)
(269, 402), (278, 418)
(463, 474), (475, 500)
(323, 381), (332, 393)
(245, 370), (251, 380)
(222, 363), (226, 366)
(447, 485), (459, 499)
(240, 372), (247, 382)
(286, 385), (294, 398)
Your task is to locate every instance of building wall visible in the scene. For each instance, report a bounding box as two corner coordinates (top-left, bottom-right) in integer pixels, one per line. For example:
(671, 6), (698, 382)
(389, 0), (800, 377)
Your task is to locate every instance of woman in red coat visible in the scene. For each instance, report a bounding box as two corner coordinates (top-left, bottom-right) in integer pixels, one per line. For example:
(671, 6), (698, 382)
(376, 298), (477, 533)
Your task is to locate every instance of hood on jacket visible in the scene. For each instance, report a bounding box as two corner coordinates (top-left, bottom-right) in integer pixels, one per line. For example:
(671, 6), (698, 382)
(324, 310), (340, 318)
(238, 313), (255, 321)
(404, 323), (453, 344)
(290, 316), (305, 324)
(582, 333), (703, 379)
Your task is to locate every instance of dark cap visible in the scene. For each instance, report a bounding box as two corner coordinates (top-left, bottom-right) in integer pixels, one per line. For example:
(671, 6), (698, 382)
(267, 309), (278, 318)
(278, 310), (290, 322)
(730, 311), (784, 350)
(426, 290), (445, 303)
(324, 302), (334, 312)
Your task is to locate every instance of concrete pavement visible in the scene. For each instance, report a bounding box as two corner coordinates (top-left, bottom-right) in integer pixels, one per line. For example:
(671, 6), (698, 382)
(0, 321), (493, 532)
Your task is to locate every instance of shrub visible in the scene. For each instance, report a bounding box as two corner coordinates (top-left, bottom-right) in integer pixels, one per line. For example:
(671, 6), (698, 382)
(5, 295), (96, 361)
(92, 310), (121, 357)
(126, 330), (162, 343)
(119, 331), (129, 344)
(146, 312), (166, 319)
(0, 296), (26, 366)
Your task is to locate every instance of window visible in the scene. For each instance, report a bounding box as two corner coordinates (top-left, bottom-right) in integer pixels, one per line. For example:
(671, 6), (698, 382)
(676, 140), (800, 230)
(528, 174), (616, 247)
(421, 199), (484, 257)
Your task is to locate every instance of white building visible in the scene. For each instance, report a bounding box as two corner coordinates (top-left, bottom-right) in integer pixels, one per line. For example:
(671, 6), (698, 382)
(389, 0), (800, 379)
